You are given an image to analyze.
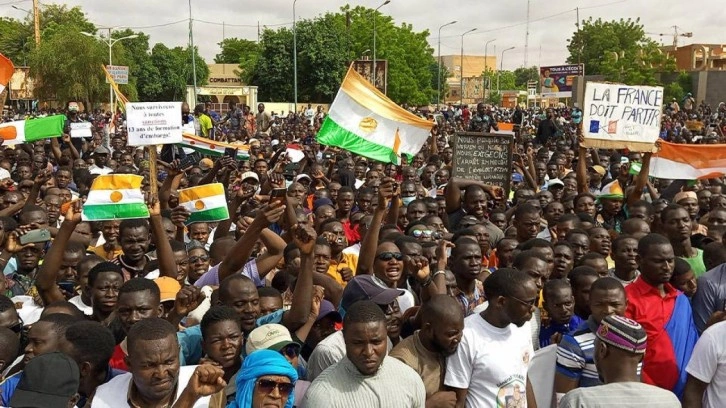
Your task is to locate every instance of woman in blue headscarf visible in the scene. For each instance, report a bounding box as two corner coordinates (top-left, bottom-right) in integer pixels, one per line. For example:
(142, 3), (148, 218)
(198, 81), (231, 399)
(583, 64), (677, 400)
(227, 349), (298, 408)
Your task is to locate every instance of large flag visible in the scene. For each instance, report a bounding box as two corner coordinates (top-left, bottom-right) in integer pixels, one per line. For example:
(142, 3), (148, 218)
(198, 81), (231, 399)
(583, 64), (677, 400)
(178, 183), (229, 224)
(0, 115), (65, 146)
(0, 53), (13, 94)
(650, 140), (726, 180)
(179, 133), (249, 160)
(317, 66), (434, 164)
(82, 175), (150, 221)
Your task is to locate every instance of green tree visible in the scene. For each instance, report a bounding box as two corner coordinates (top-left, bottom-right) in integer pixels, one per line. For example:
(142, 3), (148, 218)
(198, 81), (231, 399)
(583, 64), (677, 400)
(513, 66), (539, 89)
(0, 17), (33, 65)
(482, 67), (516, 92)
(567, 17), (675, 85)
(145, 44), (209, 102)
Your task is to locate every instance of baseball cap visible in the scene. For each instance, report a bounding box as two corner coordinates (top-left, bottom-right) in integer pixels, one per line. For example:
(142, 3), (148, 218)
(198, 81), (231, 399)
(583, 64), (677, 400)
(547, 178), (565, 188)
(9, 352), (80, 408)
(596, 315), (647, 354)
(295, 174), (312, 183)
(249, 138), (261, 146)
(340, 275), (404, 312)
(154, 277), (181, 302)
(316, 299), (342, 323)
(93, 145), (110, 155)
(313, 198), (334, 210)
(589, 165), (606, 177)
(245, 323), (301, 355)
(241, 171), (260, 183)
(199, 158), (214, 171)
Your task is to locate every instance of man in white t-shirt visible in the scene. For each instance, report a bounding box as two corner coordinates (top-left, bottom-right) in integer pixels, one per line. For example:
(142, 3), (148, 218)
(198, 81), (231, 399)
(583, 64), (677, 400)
(445, 268), (538, 408)
(684, 320), (726, 407)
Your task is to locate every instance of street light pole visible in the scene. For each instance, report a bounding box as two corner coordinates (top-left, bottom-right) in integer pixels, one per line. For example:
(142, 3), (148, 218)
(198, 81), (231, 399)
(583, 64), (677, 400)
(81, 29), (138, 112)
(484, 38), (496, 97)
(498, 46), (515, 94)
(293, 0), (299, 116)
(437, 20), (457, 109)
(373, 0), (391, 90)
(189, 0), (198, 106)
(459, 28), (476, 104)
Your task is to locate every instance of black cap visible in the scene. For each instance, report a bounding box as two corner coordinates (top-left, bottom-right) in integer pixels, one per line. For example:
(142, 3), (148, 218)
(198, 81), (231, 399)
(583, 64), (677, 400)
(10, 352), (80, 408)
(340, 275), (403, 311)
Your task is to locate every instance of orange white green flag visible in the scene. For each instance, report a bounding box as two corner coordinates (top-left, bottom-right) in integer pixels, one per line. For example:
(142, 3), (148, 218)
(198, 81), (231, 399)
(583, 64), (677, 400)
(650, 140), (726, 180)
(82, 175), (150, 221)
(316, 65), (434, 165)
(178, 183), (229, 224)
(0, 115), (66, 146)
(0, 53), (13, 94)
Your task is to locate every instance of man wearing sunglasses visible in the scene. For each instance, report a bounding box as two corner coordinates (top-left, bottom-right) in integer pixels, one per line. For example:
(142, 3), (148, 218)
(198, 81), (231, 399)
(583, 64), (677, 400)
(445, 268), (538, 408)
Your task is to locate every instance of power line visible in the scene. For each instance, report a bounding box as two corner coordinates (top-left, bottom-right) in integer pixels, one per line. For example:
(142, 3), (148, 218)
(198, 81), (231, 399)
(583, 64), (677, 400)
(0, 0), (30, 7)
(124, 19), (188, 30)
(194, 19), (292, 28)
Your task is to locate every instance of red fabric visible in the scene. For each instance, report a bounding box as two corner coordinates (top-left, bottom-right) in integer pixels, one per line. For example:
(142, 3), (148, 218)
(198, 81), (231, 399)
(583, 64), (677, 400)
(109, 344), (129, 372)
(342, 220), (360, 244)
(624, 277), (679, 391)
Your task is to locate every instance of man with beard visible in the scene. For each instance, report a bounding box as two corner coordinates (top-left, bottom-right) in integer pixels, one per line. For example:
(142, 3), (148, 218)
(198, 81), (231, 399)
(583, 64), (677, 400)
(445, 268), (538, 408)
(92, 318), (214, 407)
(390, 295), (463, 407)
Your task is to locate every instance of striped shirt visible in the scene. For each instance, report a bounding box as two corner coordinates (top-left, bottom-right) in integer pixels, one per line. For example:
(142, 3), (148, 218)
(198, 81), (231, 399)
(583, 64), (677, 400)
(301, 356), (425, 408)
(556, 319), (600, 387)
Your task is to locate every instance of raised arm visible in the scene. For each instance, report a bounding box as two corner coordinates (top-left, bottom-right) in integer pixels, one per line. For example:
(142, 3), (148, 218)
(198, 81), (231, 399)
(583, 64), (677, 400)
(627, 152), (652, 206)
(356, 179), (394, 276)
(149, 199), (178, 279)
(252, 228), (287, 281)
(281, 224), (316, 332)
(36, 201), (82, 305)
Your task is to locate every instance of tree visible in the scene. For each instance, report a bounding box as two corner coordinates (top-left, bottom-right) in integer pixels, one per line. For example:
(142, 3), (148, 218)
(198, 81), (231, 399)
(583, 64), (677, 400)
(566, 17), (675, 85)
(482, 67), (516, 92)
(0, 17), (33, 65)
(513, 66), (539, 89)
(144, 44), (209, 102)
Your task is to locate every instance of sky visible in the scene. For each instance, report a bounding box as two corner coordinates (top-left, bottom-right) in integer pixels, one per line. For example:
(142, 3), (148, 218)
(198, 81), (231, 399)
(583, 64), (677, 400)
(3, 0), (723, 71)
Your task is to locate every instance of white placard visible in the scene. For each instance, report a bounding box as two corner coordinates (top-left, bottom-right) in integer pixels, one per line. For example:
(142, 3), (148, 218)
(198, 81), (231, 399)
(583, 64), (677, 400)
(70, 122), (92, 138)
(106, 65), (129, 85)
(126, 102), (183, 146)
(583, 82), (664, 151)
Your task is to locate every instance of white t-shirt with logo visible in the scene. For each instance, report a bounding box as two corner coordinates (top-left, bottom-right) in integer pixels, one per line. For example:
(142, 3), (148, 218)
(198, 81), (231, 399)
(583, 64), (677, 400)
(686, 320), (726, 408)
(445, 313), (534, 408)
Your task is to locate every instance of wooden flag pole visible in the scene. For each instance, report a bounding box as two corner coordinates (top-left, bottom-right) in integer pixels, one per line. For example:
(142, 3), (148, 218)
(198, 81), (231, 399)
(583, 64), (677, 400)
(147, 146), (159, 200)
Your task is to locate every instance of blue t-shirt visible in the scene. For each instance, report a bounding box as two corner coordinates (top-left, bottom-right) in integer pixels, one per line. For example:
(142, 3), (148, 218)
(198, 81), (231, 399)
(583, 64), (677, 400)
(0, 372), (21, 405)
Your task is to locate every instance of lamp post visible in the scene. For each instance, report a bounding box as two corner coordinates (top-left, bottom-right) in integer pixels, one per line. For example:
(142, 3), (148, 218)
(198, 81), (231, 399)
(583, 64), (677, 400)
(437, 20), (457, 109)
(189, 0), (198, 106)
(484, 38), (496, 96)
(497, 46), (515, 94)
(459, 28), (476, 104)
(81, 28), (138, 112)
(12, 5), (39, 46)
(293, 0), (299, 115)
(372, 0), (391, 90)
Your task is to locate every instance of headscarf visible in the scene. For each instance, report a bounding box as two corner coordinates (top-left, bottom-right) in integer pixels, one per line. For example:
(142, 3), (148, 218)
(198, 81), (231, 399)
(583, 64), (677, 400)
(227, 349), (298, 408)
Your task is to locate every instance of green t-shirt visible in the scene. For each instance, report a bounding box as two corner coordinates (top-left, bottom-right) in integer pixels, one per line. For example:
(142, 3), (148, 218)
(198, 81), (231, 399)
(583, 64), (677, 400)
(682, 248), (706, 277)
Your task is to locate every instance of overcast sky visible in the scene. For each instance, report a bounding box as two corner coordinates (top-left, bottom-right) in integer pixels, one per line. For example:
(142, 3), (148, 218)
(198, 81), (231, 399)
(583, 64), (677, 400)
(4, 0), (723, 71)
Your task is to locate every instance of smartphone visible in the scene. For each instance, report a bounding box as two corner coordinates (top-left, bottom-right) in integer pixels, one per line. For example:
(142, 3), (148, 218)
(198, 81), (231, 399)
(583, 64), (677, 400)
(270, 188), (287, 206)
(19, 229), (51, 245)
(323, 152), (334, 160)
(224, 147), (238, 159)
(179, 153), (200, 169)
(58, 281), (75, 294)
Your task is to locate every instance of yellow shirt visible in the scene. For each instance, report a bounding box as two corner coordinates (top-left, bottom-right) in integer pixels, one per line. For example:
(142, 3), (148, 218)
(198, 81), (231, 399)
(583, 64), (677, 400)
(326, 252), (359, 287)
(92, 245), (124, 261)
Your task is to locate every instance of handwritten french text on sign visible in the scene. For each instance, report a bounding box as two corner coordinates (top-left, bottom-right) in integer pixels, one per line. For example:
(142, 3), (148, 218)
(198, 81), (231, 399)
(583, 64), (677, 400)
(105, 65), (129, 85)
(583, 82), (663, 152)
(126, 102), (182, 146)
(452, 132), (513, 195)
(70, 122), (92, 138)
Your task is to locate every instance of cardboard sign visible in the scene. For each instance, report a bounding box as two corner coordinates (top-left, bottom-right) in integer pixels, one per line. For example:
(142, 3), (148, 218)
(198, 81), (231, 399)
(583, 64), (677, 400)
(583, 82), (664, 151)
(126, 102), (183, 146)
(452, 132), (514, 194)
(70, 122), (92, 138)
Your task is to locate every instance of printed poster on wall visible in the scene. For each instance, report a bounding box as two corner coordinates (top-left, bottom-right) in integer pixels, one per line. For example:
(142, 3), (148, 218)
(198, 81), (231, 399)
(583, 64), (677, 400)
(583, 82), (664, 152)
(540, 64), (584, 98)
(126, 102), (182, 146)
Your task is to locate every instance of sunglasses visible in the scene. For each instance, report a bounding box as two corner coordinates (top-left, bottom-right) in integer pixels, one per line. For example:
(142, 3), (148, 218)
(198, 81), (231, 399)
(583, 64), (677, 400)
(376, 252), (403, 261)
(189, 255), (210, 263)
(412, 229), (433, 238)
(8, 319), (23, 334)
(256, 379), (294, 397)
(280, 344), (300, 359)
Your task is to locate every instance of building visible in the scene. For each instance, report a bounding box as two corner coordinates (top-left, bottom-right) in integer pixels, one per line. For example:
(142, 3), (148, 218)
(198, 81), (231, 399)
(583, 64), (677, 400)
(664, 44), (726, 71)
(186, 64), (258, 113)
(440, 54), (496, 104)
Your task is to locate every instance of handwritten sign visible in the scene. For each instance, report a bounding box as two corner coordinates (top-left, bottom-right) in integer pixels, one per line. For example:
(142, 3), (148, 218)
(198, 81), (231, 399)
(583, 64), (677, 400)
(70, 122), (92, 138)
(583, 82), (663, 151)
(126, 102), (182, 146)
(452, 132), (513, 194)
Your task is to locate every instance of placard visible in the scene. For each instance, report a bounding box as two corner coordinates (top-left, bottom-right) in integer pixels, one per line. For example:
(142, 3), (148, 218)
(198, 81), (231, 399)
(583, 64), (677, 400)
(583, 82), (663, 151)
(452, 132), (513, 194)
(540, 64), (584, 98)
(126, 102), (183, 146)
(106, 65), (129, 85)
(70, 122), (92, 138)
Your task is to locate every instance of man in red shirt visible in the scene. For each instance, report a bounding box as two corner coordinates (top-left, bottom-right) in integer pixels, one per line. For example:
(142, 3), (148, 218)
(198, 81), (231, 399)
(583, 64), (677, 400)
(625, 233), (699, 398)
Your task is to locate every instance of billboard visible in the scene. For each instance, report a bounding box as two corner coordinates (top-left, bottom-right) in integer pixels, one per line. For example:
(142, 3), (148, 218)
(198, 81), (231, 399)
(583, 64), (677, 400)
(352, 60), (387, 94)
(540, 64), (584, 98)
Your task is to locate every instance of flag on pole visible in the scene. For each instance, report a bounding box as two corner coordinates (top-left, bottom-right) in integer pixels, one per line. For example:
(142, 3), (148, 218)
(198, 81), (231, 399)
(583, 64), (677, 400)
(178, 183), (229, 224)
(0, 53), (13, 95)
(316, 65), (434, 164)
(650, 140), (726, 180)
(0, 115), (66, 146)
(82, 175), (150, 221)
(179, 133), (249, 160)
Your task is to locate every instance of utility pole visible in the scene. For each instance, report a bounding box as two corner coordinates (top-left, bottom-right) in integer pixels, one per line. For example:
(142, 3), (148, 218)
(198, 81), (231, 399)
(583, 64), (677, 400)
(32, 0), (40, 45)
(524, 0), (530, 67)
(437, 20), (457, 109)
(189, 0), (197, 106)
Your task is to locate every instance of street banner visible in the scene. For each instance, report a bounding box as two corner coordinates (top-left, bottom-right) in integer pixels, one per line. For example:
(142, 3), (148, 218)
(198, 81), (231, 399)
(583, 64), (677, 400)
(540, 64), (584, 98)
(583, 82), (663, 151)
(126, 102), (183, 146)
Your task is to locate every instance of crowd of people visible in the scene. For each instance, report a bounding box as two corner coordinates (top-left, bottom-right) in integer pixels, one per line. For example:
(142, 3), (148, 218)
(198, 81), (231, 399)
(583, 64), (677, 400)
(0, 95), (725, 408)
